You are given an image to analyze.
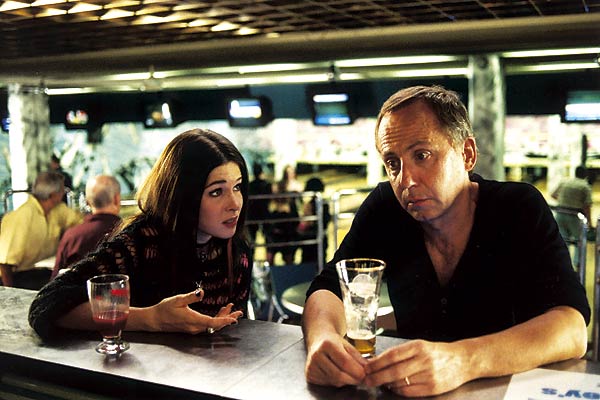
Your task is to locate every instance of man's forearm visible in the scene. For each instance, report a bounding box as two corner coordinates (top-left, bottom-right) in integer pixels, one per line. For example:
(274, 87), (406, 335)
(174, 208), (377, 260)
(457, 306), (587, 381)
(0, 264), (15, 287)
(302, 290), (347, 349)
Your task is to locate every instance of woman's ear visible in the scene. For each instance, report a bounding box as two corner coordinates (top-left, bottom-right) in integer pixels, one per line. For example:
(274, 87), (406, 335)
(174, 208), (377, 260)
(463, 137), (477, 171)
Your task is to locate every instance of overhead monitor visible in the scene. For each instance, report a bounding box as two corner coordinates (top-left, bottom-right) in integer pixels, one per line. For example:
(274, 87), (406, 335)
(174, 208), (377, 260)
(226, 96), (273, 128)
(144, 101), (175, 128)
(563, 90), (600, 122)
(310, 93), (354, 126)
(1, 117), (9, 133)
(65, 109), (90, 130)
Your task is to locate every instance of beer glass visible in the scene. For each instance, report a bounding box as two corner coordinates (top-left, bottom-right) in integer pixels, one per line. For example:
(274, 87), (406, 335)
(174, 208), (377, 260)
(336, 258), (385, 358)
(87, 274), (130, 355)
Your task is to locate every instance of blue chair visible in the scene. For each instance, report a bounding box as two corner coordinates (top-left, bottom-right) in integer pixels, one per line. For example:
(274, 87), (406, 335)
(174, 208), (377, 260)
(268, 263), (318, 323)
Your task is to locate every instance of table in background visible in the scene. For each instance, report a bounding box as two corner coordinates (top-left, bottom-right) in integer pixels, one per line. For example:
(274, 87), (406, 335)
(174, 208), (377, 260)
(1, 286), (598, 400)
(281, 281), (394, 316)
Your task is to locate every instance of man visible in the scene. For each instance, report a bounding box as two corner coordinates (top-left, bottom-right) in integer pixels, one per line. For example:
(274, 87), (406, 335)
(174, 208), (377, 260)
(52, 175), (122, 279)
(0, 171), (83, 289)
(552, 165), (593, 239)
(50, 154), (73, 203)
(247, 162), (272, 244)
(302, 86), (590, 397)
(49, 154), (73, 191)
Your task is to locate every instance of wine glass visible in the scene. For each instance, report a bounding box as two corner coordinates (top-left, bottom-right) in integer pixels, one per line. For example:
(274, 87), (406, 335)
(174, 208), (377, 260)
(87, 274), (130, 355)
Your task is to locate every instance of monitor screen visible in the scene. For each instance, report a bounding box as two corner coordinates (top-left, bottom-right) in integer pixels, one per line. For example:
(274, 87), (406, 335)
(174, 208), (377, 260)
(226, 97), (272, 128)
(564, 90), (600, 122)
(311, 93), (354, 126)
(144, 101), (174, 128)
(1, 117), (9, 133)
(65, 109), (89, 130)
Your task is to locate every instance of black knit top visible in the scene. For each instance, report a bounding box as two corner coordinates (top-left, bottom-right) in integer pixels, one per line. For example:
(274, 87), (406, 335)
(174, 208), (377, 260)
(28, 215), (252, 341)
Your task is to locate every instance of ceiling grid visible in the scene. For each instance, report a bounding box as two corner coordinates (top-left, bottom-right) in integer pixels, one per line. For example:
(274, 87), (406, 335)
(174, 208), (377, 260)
(0, 0), (597, 60)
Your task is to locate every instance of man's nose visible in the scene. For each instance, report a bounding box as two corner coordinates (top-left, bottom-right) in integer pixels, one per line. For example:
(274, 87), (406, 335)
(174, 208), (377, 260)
(400, 164), (416, 189)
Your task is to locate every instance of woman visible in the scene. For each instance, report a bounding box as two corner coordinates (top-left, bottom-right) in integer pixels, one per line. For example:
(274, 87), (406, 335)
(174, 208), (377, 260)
(29, 129), (252, 340)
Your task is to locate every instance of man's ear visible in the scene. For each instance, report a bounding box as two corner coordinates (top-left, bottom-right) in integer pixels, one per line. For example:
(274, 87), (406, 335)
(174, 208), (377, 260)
(463, 137), (477, 171)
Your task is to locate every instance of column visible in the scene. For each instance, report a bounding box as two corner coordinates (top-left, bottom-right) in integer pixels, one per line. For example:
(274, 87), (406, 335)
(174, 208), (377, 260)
(468, 54), (506, 181)
(7, 83), (52, 208)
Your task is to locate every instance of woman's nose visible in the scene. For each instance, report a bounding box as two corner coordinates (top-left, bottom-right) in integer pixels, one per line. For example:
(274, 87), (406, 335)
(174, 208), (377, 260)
(227, 192), (242, 211)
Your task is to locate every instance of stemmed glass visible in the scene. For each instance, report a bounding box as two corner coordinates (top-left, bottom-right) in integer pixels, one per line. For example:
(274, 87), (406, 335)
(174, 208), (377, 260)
(87, 274), (130, 355)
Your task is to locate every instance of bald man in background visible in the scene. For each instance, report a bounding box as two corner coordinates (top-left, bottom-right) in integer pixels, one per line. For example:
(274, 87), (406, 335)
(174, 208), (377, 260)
(52, 175), (122, 279)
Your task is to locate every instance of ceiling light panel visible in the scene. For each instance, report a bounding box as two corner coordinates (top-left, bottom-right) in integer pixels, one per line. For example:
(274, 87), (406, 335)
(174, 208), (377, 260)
(0, 1), (28, 12)
(68, 2), (102, 14)
(100, 8), (134, 20)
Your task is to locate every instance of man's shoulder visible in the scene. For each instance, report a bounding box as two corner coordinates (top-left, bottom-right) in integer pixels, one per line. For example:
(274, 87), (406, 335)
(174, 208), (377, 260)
(478, 176), (542, 200)
(2, 198), (39, 223)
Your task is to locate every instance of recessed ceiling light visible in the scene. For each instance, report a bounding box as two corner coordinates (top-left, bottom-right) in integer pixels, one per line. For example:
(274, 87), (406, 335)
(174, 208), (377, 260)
(211, 21), (240, 32)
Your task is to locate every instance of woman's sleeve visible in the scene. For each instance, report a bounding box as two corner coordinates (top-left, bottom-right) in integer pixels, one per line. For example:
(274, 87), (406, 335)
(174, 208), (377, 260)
(231, 243), (252, 314)
(28, 235), (134, 341)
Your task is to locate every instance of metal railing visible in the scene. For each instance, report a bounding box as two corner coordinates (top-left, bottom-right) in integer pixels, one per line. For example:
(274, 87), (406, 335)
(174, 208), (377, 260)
(246, 191), (326, 272)
(550, 205), (588, 286)
(331, 187), (373, 250)
(593, 218), (600, 361)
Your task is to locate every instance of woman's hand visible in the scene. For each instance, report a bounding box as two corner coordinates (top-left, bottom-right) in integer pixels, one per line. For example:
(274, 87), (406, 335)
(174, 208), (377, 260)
(132, 290), (243, 334)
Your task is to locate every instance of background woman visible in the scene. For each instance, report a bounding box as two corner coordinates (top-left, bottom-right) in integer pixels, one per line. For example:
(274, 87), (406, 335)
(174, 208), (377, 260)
(29, 129), (252, 340)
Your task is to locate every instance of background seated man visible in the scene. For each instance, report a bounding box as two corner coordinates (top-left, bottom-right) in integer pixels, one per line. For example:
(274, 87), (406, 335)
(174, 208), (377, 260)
(52, 175), (122, 279)
(0, 171), (83, 289)
(551, 165), (593, 240)
(302, 85), (590, 397)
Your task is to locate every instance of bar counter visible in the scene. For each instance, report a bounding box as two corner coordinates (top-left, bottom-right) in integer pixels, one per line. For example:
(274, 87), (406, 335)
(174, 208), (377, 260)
(1, 286), (598, 399)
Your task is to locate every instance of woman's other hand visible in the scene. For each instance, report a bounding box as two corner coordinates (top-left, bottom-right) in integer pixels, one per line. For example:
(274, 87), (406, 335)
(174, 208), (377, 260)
(131, 291), (243, 334)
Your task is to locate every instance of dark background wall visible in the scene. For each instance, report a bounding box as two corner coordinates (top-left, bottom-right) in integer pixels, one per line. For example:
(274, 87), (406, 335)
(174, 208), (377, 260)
(0, 70), (598, 127)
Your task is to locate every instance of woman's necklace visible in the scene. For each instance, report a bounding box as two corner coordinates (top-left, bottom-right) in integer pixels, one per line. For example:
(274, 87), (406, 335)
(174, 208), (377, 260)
(196, 243), (209, 262)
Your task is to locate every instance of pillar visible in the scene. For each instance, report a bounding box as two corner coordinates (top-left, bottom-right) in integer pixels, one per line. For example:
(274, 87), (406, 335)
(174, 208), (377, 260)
(468, 54), (506, 181)
(7, 83), (52, 207)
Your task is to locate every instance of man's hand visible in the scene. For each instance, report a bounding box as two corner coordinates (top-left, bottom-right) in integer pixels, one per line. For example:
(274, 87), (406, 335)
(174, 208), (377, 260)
(143, 290), (243, 334)
(364, 340), (470, 397)
(305, 331), (368, 387)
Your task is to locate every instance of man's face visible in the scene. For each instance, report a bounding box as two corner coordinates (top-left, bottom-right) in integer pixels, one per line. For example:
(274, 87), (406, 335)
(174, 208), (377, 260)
(376, 101), (476, 224)
(50, 185), (65, 208)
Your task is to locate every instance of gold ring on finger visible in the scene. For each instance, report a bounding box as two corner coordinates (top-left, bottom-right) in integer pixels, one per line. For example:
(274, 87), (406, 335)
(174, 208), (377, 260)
(404, 376), (411, 386)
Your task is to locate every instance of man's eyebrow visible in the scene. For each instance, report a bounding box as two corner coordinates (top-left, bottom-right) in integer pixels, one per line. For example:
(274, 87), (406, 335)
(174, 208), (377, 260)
(381, 140), (430, 158)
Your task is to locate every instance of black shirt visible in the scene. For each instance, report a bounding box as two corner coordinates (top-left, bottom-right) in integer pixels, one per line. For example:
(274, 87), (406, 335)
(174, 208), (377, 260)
(307, 174), (590, 341)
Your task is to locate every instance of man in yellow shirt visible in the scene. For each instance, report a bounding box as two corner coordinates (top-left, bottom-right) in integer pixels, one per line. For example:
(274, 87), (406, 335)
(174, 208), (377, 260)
(0, 171), (83, 289)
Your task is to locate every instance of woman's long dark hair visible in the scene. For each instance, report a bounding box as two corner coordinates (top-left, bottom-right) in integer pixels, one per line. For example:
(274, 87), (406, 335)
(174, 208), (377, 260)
(134, 128), (249, 291)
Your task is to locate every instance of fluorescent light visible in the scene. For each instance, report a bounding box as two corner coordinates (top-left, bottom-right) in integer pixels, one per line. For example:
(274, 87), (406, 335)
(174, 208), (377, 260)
(238, 63), (320, 74)
(336, 55), (461, 68)
(338, 73), (364, 81)
(47, 88), (97, 95)
(341, 67), (469, 79)
(503, 47), (600, 58)
(507, 62), (599, 73)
